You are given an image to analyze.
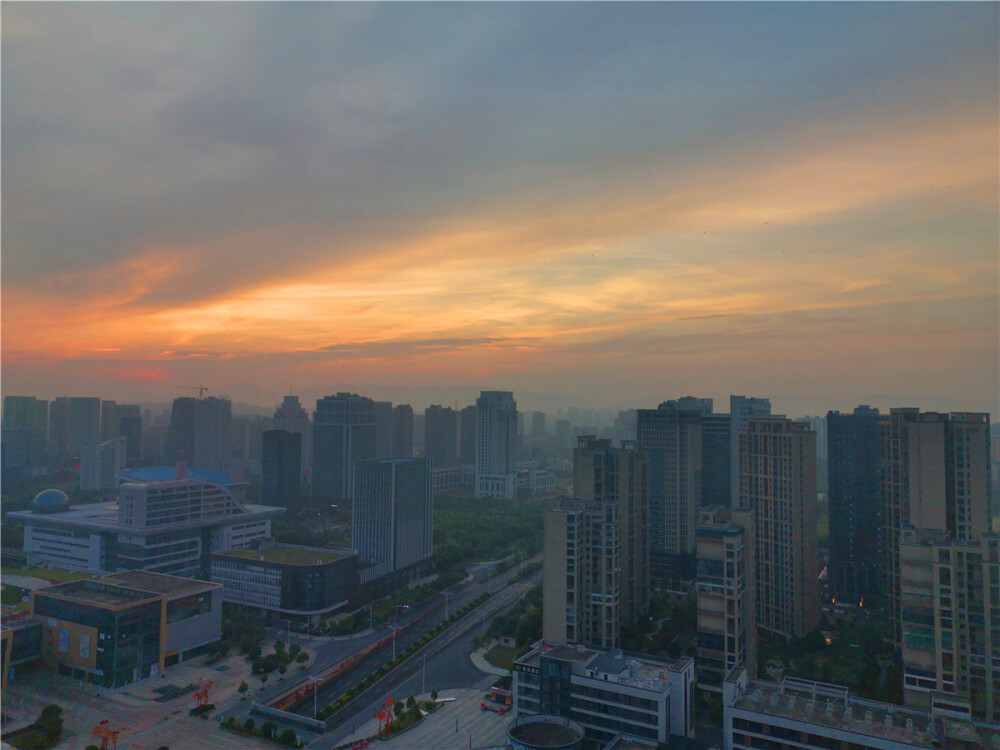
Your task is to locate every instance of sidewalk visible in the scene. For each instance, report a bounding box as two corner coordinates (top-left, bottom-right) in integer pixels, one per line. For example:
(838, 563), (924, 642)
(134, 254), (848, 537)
(469, 645), (509, 677)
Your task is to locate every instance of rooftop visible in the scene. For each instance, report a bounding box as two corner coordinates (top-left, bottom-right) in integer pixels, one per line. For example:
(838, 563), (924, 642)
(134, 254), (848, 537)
(118, 466), (237, 484)
(516, 642), (597, 669)
(8, 500), (282, 531)
(36, 579), (162, 608)
(222, 545), (350, 565)
(730, 676), (995, 749)
(107, 570), (219, 598)
(508, 715), (584, 749)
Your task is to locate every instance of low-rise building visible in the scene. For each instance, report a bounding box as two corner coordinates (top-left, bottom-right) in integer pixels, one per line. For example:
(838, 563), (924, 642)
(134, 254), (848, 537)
(211, 538), (357, 623)
(723, 668), (999, 750)
(430, 464), (475, 494)
(28, 572), (222, 688)
(517, 465), (556, 496)
(512, 641), (695, 747)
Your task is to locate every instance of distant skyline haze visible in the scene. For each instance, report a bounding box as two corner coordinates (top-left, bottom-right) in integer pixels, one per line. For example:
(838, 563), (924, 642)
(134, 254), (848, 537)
(2, 3), (997, 416)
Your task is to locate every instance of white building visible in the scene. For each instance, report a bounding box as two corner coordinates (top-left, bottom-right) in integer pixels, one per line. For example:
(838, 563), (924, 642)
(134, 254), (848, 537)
(475, 391), (518, 499)
(723, 668), (999, 750)
(512, 641), (695, 746)
(11, 472), (281, 576)
(80, 436), (126, 491)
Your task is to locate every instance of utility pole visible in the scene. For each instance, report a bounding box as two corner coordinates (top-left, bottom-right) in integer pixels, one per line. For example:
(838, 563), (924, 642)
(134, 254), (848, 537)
(421, 652), (426, 695)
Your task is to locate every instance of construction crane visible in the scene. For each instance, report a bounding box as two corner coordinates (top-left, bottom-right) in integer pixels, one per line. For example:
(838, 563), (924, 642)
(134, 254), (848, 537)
(91, 719), (124, 750)
(174, 384), (209, 398)
(194, 678), (214, 707)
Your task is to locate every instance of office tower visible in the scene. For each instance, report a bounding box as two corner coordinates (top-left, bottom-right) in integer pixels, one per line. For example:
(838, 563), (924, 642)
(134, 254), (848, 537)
(730, 396), (772, 507)
(312, 393), (376, 500)
(353, 458), (432, 584)
(676, 397), (713, 415)
(827, 406), (881, 604)
(261, 429), (302, 506)
(543, 437), (648, 649)
(166, 397), (197, 462)
(273, 395), (311, 479)
(80, 436), (127, 491)
(475, 391), (518, 499)
(424, 405), (457, 469)
(556, 419), (571, 444)
(637, 401), (702, 581)
(48, 397), (71, 458)
(702, 413), (731, 507)
(880, 410), (992, 645)
(374, 401), (393, 459)
(392, 405), (414, 459)
(192, 397), (232, 474)
(739, 418), (819, 639)
(613, 409), (637, 445)
(517, 411), (525, 437)
(2, 396), (48, 467)
(118, 405), (142, 460)
(531, 411), (546, 437)
(696, 506), (756, 691)
(142, 425), (166, 462)
(68, 397), (101, 457)
(800, 415), (828, 462)
(100, 400), (118, 442)
(458, 405), (476, 465)
(412, 412), (425, 455)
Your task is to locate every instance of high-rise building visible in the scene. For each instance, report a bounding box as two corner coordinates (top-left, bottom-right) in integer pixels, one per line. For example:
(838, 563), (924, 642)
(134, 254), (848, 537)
(80, 437), (127, 491)
(352, 458), (432, 585)
(68, 397), (101, 457)
(273, 395), (311, 480)
(100, 400), (118, 442)
(739, 418), (819, 639)
(613, 409), (637, 446)
(374, 401), (393, 459)
(696, 506), (756, 691)
(801, 415), (828, 462)
(312, 393), (376, 500)
(543, 437), (649, 649)
(165, 397), (197, 463)
(556, 419), (571, 445)
(702, 413), (731, 508)
(192, 397), (232, 475)
(475, 391), (518, 499)
(458, 405), (476, 465)
(118, 405), (142, 460)
(2, 396), (48, 467)
(900, 527), (999, 722)
(424, 405), (457, 469)
(392, 405), (414, 459)
(261, 429), (302, 506)
(827, 406), (881, 604)
(531, 411), (546, 437)
(637, 401), (702, 581)
(48, 397), (71, 459)
(879, 410), (992, 645)
(730, 396), (772, 508)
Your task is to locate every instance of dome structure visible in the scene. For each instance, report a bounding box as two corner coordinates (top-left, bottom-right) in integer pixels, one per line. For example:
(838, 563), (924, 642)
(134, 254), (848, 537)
(32, 489), (70, 514)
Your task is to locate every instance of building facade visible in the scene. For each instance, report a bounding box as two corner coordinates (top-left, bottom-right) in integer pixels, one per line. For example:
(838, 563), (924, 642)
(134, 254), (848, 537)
(352, 458), (433, 585)
(512, 641), (695, 746)
(425, 405), (458, 469)
(702, 412), (732, 509)
(900, 528), (999, 722)
(696, 507), (756, 691)
(312, 393), (377, 500)
(880, 410), (993, 646)
(80, 436), (127, 491)
(827, 406), (881, 604)
(192, 397), (232, 475)
(392, 404), (414, 459)
(739, 418), (819, 640)
(273, 395), (312, 481)
(211, 539), (357, 622)
(2, 396), (48, 467)
(730, 396), (772, 508)
(475, 391), (518, 499)
(261, 429), (302, 506)
(637, 401), (702, 581)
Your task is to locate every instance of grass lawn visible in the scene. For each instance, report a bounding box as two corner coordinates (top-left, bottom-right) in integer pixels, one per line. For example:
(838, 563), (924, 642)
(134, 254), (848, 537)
(483, 643), (521, 671)
(1, 566), (91, 584)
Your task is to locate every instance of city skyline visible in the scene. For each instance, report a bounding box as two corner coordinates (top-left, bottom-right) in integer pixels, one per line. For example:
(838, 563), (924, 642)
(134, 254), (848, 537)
(3, 3), (998, 416)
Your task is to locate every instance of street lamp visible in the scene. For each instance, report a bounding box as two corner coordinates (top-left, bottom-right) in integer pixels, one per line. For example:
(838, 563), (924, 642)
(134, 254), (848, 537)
(440, 590), (452, 620)
(303, 675), (320, 721)
(392, 604), (409, 661)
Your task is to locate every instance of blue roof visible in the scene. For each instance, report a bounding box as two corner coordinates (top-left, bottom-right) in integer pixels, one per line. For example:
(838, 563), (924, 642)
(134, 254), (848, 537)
(118, 466), (236, 485)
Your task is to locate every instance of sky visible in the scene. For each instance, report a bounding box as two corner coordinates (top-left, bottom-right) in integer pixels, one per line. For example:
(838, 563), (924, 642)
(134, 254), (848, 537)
(2, 3), (998, 416)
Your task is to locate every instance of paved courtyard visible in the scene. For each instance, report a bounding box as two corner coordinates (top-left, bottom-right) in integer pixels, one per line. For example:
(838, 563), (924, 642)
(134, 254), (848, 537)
(329, 688), (511, 750)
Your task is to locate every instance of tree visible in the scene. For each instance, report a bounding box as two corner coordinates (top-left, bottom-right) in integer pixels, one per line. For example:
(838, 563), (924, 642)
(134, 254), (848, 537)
(244, 717), (255, 732)
(238, 680), (249, 696)
(406, 695), (416, 709)
(278, 664), (288, 678)
(296, 651), (308, 663)
(431, 689), (438, 700)
(394, 701), (405, 718)
(260, 673), (269, 689)
(261, 721), (278, 738)
(289, 642), (301, 658)
(279, 728), (298, 746)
